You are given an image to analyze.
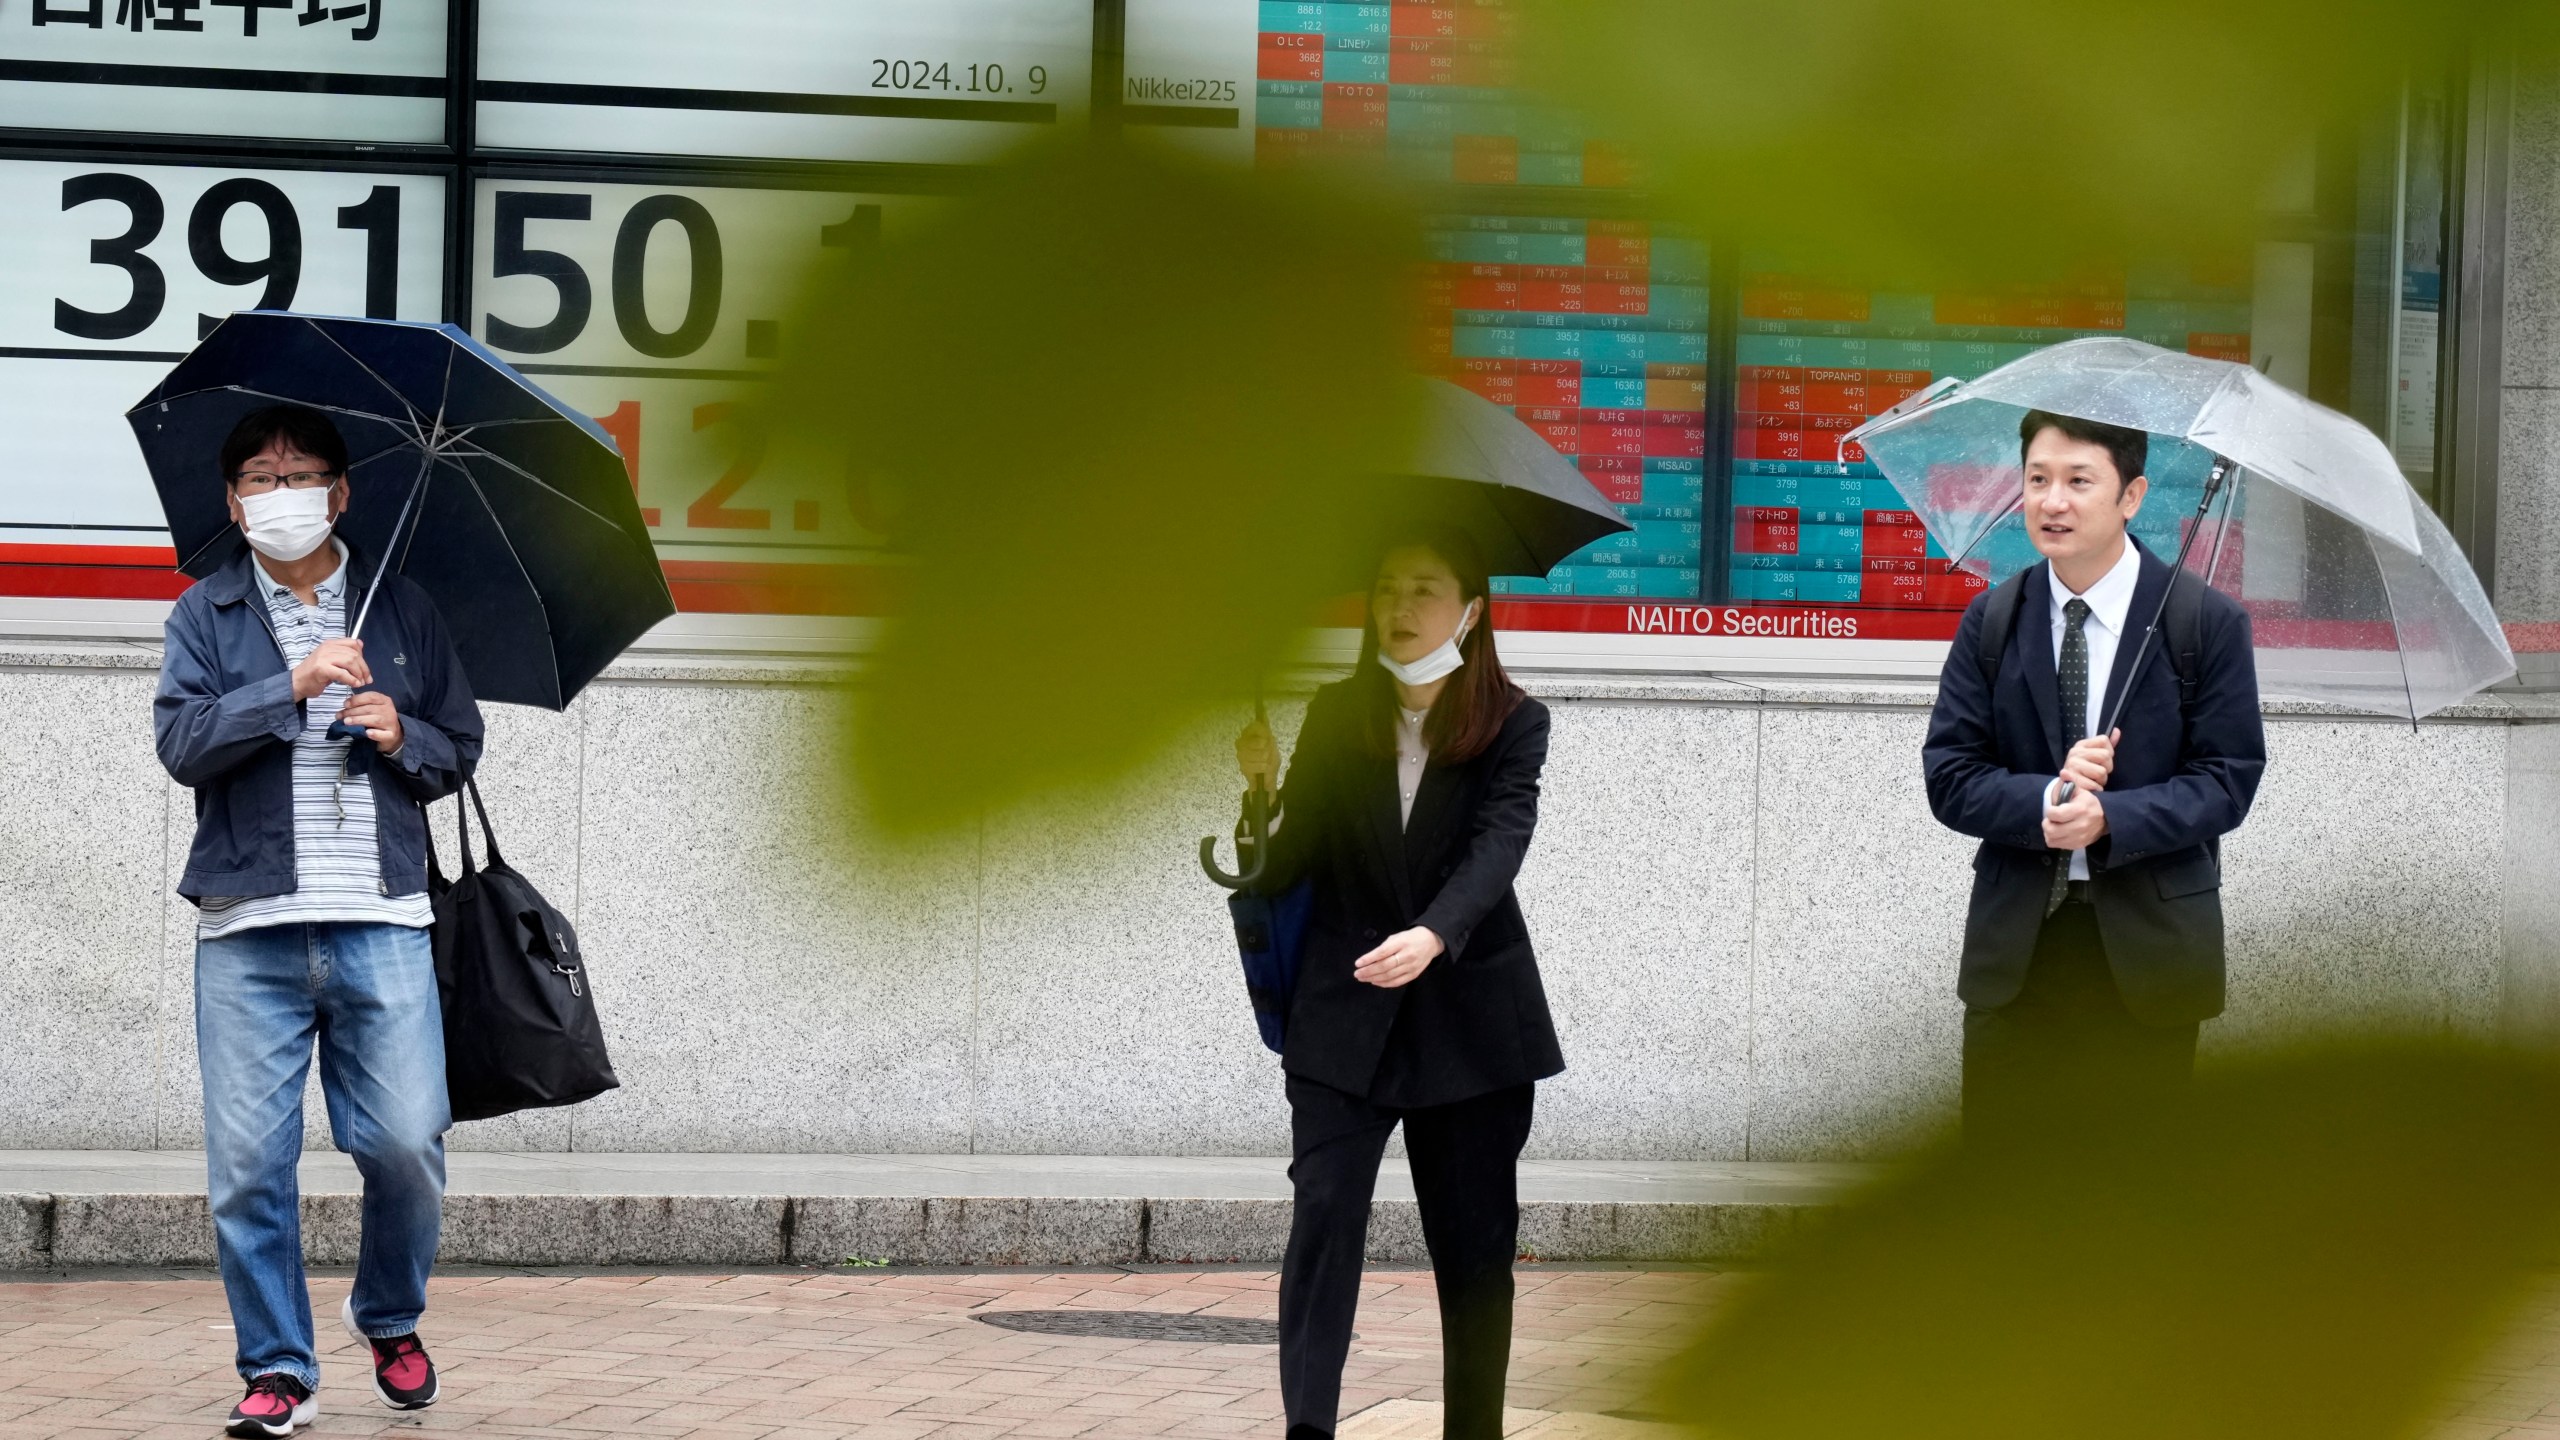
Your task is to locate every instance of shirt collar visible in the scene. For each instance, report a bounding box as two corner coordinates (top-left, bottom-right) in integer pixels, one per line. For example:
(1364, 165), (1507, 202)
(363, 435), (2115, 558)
(2049, 537), (2143, 638)
(254, 537), (350, 605)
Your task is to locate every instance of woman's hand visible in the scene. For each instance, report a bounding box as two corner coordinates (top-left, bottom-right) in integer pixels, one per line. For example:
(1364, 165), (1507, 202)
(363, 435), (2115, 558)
(1354, 926), (1443, 988)
(1235, 717), (1279, 791)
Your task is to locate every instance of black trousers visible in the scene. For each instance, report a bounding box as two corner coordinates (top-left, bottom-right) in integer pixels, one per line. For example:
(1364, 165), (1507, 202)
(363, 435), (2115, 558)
(1962, 899), (2200, 1147)
(1278, 1075), (1535, 1440)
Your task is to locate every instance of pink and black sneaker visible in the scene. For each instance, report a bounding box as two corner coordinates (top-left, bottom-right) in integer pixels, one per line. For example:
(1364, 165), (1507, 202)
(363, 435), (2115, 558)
(225, 1372), (315, 1437)
(340, 1294), (440, 1410)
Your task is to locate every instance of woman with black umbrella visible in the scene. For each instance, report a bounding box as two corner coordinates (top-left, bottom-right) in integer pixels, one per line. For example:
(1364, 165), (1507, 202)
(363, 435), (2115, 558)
(1233, 527), (1563, 1440)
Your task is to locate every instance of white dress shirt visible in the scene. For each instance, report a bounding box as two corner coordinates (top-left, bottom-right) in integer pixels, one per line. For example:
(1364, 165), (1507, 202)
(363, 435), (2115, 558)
(2045, 539), (2143, 881)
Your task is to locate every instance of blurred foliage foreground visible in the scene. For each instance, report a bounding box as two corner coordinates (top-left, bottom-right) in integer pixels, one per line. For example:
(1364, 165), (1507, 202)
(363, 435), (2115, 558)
(776, 144), (1416, 835)
(1648, 1042), (2560, 1440)
(748, 11), (2560, 1425)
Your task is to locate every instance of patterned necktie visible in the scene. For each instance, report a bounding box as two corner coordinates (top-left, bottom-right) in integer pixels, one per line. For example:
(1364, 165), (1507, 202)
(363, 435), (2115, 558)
(2048, 596), (2092, 915)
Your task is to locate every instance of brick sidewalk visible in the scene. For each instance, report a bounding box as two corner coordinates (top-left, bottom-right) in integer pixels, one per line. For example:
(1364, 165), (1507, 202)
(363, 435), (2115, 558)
(0, 1265), (1719, 1439)
(1, 1264), (2552, 1439)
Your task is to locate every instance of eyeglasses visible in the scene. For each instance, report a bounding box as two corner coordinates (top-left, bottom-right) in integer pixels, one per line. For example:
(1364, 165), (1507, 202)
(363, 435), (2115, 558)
(231, 471), (339, 494)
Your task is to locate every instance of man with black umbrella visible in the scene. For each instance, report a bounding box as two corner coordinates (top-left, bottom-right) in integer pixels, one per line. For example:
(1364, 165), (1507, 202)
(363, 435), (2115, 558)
(153, 404), (482, 1437)
(1921, 410), (2266, 1143)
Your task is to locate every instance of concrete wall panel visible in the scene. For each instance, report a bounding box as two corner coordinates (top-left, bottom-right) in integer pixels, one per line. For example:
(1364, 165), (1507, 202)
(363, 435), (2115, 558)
(2, 652), (2543, 1160)
(0, 670), (169, 1147)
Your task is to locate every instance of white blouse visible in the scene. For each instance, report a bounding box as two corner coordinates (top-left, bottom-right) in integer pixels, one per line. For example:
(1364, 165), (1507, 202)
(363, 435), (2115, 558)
(1394, 706), (1429, 828)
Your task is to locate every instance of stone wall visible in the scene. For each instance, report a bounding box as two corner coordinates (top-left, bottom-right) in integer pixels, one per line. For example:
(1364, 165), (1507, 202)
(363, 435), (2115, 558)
(2, 645), (2545, 1161)
(2499, 47), (2560, 632)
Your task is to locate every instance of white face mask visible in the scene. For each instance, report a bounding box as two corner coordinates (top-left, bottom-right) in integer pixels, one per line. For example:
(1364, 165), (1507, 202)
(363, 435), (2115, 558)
(237, 485), (336, 563)
(1376, 599), (1481, 687)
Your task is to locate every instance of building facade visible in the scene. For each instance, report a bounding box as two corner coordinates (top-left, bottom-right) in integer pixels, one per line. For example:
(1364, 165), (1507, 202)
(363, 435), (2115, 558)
(2, 4), (2554, 1158)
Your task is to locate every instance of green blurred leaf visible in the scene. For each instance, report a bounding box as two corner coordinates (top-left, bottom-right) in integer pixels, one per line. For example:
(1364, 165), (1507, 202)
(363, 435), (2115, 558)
(777, 143), (1420, 833)
(1521, 0), (2541, 279)
(1654, 1043), (2560, 1440)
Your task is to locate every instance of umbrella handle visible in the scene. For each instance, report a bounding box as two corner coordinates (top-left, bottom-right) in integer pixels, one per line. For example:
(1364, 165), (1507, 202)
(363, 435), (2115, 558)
(1202, 695), (1277, 890)
(1200, 783), (1274, 890)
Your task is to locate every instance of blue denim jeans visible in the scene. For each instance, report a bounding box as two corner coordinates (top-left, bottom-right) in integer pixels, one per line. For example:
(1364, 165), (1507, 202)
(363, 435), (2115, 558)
(196, 922), (449, 1387)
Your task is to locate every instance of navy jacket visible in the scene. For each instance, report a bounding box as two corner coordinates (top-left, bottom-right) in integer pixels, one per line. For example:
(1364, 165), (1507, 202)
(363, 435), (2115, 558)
(1253, 676), (1564, 1107)
(154, 543), (483, 903)
(1921, 541), (2266, 1025)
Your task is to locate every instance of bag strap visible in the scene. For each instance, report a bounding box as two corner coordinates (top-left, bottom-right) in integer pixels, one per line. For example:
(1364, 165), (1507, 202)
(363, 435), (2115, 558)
(2159, 568), (2206, 710)
(461, 777), (504, 867)
(1973, 568), (2030, 691)
(438, 777), (502, 880)
(448, 783), (478, 878)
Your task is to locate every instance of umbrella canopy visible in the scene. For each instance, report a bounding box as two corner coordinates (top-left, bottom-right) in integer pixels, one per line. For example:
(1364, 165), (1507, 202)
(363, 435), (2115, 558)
(1200, 378), (1632, 888)
(129, 312), (674, 711)
(1370, 378), (1632, 579)
(1845, 337), (2514, 721)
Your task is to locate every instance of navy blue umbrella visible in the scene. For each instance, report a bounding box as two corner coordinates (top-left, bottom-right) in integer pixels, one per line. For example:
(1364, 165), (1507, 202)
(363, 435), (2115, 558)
(128, 312), (674, 710)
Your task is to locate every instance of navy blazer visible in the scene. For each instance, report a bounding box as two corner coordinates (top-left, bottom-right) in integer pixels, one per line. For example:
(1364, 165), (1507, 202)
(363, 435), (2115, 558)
(1252, 675), (1564, 1107)
(1921, 540), (2266, 1024)
(155, 542), (484, 902)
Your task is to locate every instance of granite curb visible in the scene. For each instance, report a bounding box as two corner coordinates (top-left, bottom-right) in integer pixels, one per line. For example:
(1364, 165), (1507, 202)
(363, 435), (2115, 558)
(1, 1192), (1826, 1269)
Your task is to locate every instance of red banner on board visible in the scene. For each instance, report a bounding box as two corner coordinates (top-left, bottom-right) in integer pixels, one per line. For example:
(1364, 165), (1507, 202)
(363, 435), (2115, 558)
(12, 545), (2560, 656)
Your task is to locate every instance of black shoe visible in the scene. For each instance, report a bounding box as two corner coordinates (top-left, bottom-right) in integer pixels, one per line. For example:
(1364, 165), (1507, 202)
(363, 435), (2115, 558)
(225, 1372), (316, 1437)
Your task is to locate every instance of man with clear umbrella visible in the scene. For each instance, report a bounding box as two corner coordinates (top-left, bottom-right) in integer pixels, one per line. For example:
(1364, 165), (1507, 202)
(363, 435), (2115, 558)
(1920, 409), (2267, 1141)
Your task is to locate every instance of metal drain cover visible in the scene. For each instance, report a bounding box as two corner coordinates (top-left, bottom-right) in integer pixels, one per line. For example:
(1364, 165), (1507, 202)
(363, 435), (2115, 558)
(973, 1309), (1281, 1344)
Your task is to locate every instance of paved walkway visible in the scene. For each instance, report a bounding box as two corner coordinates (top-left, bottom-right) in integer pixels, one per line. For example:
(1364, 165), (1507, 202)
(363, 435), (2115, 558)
(2, 1262), (2555, 1440)
(0, 1264), (1713, 1439)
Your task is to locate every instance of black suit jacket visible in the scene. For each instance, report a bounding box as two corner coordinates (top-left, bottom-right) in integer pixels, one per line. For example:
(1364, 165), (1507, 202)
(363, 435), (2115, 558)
(1254, 676), (1565, 1107)
(1921, 541), (2267, 1024)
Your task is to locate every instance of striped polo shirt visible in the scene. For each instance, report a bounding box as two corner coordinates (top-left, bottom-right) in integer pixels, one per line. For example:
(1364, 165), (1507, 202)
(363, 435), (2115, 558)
(197, 541), (434, 939)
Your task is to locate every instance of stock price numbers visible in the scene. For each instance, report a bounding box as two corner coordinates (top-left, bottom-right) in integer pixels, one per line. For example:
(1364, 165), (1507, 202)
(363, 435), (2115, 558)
(479, 187), (882, 360)
(472, 183), (910, 548)
(47, 171), (413, 342)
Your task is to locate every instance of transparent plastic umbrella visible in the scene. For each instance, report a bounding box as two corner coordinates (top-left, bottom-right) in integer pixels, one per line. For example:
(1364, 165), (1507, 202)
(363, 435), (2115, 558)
(1844, 336), (2514, 721)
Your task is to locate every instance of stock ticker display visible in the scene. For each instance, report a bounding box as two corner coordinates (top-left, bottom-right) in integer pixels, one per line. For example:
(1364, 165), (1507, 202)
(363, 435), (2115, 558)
(1252, 2), (1706, 604)
(1251, 0), (1635, 184)
(1248, 1), (2256, 619)
(1422, 217), (1711, 602)
(1727, 271), (2252, 611)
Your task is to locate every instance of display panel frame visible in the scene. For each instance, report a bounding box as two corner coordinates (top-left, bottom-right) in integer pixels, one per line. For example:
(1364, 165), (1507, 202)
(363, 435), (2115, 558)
(0, 0), (467, 157)
(0, 0), (2519, 676)
(0, 141), (456, 607)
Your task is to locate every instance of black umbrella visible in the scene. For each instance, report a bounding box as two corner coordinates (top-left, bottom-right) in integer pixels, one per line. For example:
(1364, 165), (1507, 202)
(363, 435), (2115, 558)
(1199, 378), (1632, 887)
(128, 312), (674, 711)
(1375, 377), (1633, 577)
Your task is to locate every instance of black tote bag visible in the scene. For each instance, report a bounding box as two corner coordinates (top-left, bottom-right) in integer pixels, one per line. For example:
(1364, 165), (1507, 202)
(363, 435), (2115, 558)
(427, 780), (621, 1122)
